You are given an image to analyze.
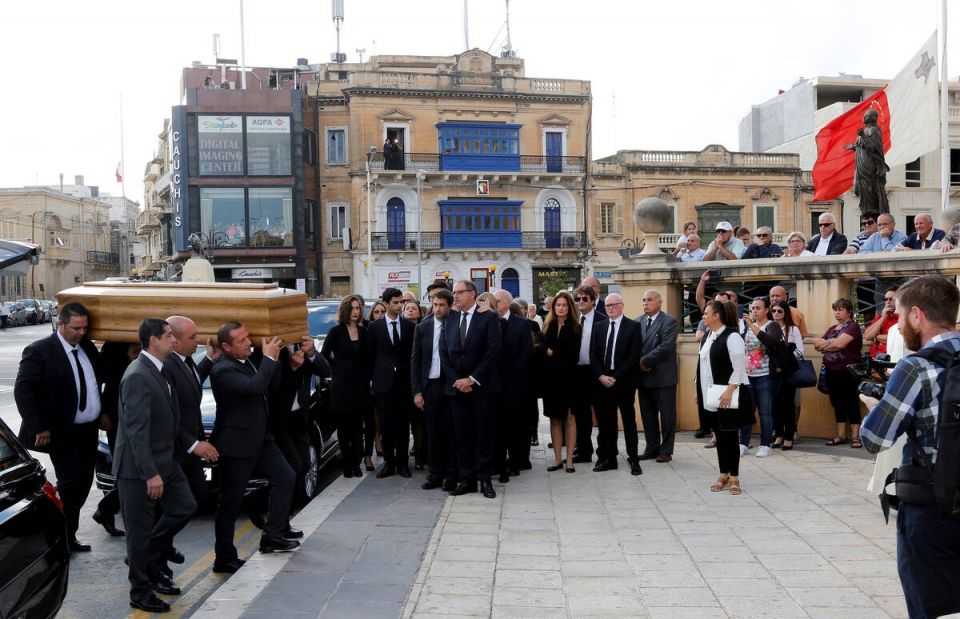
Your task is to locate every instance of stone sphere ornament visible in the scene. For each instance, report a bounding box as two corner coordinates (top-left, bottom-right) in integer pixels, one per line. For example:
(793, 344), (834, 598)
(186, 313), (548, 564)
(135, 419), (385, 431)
(633, 197), (672, 255)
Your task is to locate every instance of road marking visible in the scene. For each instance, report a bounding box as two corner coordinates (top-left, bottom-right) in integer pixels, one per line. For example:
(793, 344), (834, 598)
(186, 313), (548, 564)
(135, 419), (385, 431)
(126, 519), (257, 619)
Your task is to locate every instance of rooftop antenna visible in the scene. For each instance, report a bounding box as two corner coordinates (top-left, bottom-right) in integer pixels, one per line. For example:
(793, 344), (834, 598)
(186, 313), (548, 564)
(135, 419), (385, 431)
(463, 0), (469, 50)
(239, 1), (247, 89)
(213, 33), (221, 59)
(332, 0), (345, 63)
(356, 47), (365, 64)
(502, 0), (515, 58)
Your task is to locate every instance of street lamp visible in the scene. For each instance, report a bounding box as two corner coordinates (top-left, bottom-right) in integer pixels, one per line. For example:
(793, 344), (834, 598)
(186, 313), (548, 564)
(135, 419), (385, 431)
(416, 169), (425, 300)
(488, 264), (497, 291)
(365, 145), (377, 297)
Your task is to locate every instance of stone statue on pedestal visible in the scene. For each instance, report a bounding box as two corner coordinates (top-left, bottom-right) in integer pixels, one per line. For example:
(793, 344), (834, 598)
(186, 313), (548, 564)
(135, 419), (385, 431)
(845, 109), (890, 214)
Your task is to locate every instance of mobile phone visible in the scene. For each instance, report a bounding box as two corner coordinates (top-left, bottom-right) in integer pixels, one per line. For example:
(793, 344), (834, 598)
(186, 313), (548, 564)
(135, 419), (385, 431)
(708, 269), (722, 282)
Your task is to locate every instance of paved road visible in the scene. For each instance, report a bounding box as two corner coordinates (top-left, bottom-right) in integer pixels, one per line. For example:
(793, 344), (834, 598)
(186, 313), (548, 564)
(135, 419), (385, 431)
(0, 324), (339, 618)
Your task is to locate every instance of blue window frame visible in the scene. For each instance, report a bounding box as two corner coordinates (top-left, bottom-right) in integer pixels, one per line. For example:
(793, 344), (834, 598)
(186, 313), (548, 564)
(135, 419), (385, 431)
(439, 200), (524, 248)
(386, 197), (405, 249)
(436, 122), (521, 172)
(544, 198), (561, 248)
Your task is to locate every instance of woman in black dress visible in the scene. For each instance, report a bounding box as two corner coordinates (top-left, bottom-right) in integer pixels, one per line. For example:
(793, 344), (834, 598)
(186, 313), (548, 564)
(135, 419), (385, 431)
(541, 290), (581, 472)
(321, 295), (373, 477)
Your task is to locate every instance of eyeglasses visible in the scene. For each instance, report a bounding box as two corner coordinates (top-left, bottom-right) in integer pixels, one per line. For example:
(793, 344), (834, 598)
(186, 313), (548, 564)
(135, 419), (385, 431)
(575, 296), (591, 302)
(819, 222), (834, 227)
(771, 308), (785, 314)
(715, 229), (727, 234)
(372, 308), (385, 314)
(861, 219), (876, 226)
(606, 302), (623, 307)
(757, 233), (770, 238)
(452, 289), (467, 295)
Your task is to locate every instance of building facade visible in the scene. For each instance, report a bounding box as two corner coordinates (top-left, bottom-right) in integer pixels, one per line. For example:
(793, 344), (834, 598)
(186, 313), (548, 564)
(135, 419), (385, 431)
(309, 49), (591, 302)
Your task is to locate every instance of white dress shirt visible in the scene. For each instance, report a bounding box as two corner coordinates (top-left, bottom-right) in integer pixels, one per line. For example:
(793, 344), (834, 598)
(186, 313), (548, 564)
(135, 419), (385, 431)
(57, 332), (102, 424)
(429, 317), (443, 379)
(814, 233), (834, 256)
(603, 316), (623, 371)
(578, 310), (596, 365)
(698, 326), (747, 389)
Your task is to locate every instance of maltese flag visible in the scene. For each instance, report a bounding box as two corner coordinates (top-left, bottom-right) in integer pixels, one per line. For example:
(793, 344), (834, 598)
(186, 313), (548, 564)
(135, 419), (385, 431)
(115, 162), (123, 183)
(813, 32), (939, 202)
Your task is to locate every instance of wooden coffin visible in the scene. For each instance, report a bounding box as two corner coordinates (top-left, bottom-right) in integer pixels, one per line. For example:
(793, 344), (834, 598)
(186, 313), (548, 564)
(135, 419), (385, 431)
(57, 281), (308, 345)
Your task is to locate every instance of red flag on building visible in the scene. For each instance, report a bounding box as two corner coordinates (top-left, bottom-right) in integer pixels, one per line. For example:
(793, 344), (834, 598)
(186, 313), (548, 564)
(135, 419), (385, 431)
(813, 33), (939, 202)
(115, 162), (123, 183)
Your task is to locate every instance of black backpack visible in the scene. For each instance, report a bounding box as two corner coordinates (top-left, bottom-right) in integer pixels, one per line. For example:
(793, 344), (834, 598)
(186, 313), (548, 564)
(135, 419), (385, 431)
(882, 346), (960, 523)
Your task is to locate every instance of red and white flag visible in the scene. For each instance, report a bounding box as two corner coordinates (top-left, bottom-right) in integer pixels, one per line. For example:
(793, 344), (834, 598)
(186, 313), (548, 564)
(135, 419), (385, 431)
(813, 32), (939, 202)
(115, 162), (123, 183)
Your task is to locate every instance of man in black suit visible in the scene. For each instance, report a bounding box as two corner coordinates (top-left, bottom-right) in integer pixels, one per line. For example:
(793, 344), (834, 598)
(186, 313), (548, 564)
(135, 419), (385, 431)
(493, 289), (532, 482)
(369, 287), (416, 478)
(582, 275), (607, 317)
(269, 336), (330, 505)
(590, 293), (644, 475)
(806, 212), (848, 255)
(15, 302), (104, 552)
(115, 318), (198, 613)
(440, 280), (502, 499)
(571, 284), (607, 464)
(209, 322), (298, 575)
(635, 291), (680, 463)
(412, 288), (457, 491)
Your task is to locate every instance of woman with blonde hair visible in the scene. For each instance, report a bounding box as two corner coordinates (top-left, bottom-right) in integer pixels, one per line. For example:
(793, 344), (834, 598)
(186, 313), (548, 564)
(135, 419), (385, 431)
(783, 232), (814, 257)
(476, 291), (497, 313)
(540, 290), (581, 472)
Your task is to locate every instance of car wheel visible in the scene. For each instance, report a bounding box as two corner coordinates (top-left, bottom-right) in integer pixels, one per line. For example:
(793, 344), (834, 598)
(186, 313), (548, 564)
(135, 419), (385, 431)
(304, 445), (319, 499)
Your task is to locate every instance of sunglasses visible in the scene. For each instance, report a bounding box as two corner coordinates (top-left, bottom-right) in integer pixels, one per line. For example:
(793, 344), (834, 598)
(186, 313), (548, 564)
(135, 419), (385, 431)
(575, 296), (591, 302)
(819, 222), (834, 227)
(771, 308), (785, 314)
(861, 219), (875, 226)
(757, 233), (770, 238)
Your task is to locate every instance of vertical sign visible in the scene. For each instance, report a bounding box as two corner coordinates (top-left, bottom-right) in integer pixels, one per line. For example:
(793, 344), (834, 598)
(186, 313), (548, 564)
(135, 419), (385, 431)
(171, 105), (190, 253)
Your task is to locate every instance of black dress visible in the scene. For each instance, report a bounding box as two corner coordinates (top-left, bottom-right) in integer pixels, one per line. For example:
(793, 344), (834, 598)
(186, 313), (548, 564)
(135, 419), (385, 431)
(321, 323), (372, 468)
(541, 320), (579, 421)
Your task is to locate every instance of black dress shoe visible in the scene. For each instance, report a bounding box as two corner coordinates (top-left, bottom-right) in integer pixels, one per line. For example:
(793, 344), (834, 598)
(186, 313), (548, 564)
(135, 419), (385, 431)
(481, 480), (496, 499)
(92, 509), (125, 537)
(343, 468), (354, 478)
(259, 536), (301, 553)
(509, 467), (520, 477)
(530, 436), (539, 446)
(415, 464), (425, 471)
(376, 465), (396, 479)
(630, 461), (643, 476)
(449, 481), (477, 496)
(441, 478), (458, 492)
(636, 452), (658, 461)
(498, 472), (510, 483)
(167, 547), (185, 564)
(151, 575), (181, 596)
(283, 526), (304, 539)
(352, 466), (363, 477)
(694, 429), (710, 439)
(397, 467), (412, 478)
(593, 460), (612, 472)
(69, 537), (92, 552)
(130, 594), (170, 613)
(212, 558), (245, 574)
(421, 477), (443, 490)
(159, 563), (173, 579)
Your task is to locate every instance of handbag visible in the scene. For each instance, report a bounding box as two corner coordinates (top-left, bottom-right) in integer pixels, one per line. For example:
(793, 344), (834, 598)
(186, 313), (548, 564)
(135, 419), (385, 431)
(817, 363), (830, 394)
(786, 359), (817, 388)
(705, 384), (739, 412)
(720, 386), (755, 431)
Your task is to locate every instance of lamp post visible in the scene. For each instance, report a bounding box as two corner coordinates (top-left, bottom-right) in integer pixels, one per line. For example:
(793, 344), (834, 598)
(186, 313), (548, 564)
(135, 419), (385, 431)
(416, 169), (425, 300)
(488, 264), (497, 291)
(365, 145), (377, 297)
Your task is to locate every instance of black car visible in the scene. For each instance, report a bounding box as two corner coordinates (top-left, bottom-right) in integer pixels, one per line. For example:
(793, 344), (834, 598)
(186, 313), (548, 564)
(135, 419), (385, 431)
(0, 418), (70, 618)
(96, 352), (340, 508)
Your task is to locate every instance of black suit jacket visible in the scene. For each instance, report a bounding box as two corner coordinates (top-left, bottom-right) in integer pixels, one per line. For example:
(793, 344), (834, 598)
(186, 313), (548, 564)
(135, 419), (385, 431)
(805, 232), (848, 255)
(164, 353), (214, 456)
(498, 313), (533, 395)
(209, 354), (281, 458)
(638, 312), (679, 388)
(369, 316), (415, 395)
(14, 333), (103, 451)
(269, 348), (330, 422)
(113, 353), (186, 480)
(439, 308), (502, 396)
(411, 317), (443, 397)
(590, 316), (643, 390)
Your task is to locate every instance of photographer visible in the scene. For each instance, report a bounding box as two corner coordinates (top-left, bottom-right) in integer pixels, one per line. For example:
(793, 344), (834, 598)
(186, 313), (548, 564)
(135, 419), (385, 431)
(860, 275), (960, 619)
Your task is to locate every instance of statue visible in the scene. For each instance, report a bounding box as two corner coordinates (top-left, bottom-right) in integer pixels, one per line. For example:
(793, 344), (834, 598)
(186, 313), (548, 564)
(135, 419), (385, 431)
(845, 109), (890, 214)
(187, 232), (205, 256)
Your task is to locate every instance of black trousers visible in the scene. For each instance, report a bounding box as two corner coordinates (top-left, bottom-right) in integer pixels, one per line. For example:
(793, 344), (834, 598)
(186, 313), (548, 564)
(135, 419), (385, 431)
(639, 384), (678, 456)
(570, 365), (597, 460)
(450, 391), (494, 483)
(495, 390), (527, 474)
(50, 420), (99, 539)
(376, 389), (411, 469)
(214, 442), (294, 562)
(774, 383), (797, 439)
(705, 410), (740, 476)
(118, 466), (196, 601)
(826, 368), (861, 425)
(594, 385), (638, 464)
(423, 379), (454, 481)
(334, 406), (364, 472)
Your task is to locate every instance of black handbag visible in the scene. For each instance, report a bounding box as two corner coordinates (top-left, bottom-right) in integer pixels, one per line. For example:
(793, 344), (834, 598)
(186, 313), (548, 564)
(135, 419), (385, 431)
(718, 386), (755, 431)
(786, 359), (818, 388)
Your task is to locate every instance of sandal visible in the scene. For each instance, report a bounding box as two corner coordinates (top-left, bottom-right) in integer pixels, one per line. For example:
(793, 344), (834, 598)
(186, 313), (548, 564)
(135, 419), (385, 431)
(704, 438), (717, 449)
(729, 479), (742, 496)
(710, 475), (730, 492)
(824, 437), (848, 446)
(850, 438), (863, 448)
(772, 439), (784, 449)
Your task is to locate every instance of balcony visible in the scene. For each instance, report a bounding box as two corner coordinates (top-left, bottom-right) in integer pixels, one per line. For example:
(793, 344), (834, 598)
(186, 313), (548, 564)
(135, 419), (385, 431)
(370, 231), (586, 251)
(369, 152), (585, 176)
(87, 251), (119, 266)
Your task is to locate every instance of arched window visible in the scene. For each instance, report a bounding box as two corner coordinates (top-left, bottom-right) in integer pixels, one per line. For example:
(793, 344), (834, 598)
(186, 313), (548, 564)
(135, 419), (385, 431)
(387, 197), (405, 249)
(544, 198), (561, 248)
(501, 268), (520, 297)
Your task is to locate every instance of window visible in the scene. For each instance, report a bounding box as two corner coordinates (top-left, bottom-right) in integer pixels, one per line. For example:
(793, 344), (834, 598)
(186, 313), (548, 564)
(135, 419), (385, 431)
(437, 122), (521, 172)
(664, 204), (677, 234)
(951, 149), (960, 186)
(246, 116), (291, 175)
(810, 211), (827, 236)
(328, 202), (347, 240)
(754, 205), (776, 232)
(305, 199), (317, 250)
(200, 188), (246, 246)
(304, 129), (318, 166)
(197, 115), (244, 176)
(326, 128), (347, 165)
(248, 188), (293, 246)
(599, 202), (618, 235)
(905, 157), (921, 187)
(439, 200), (523, 248)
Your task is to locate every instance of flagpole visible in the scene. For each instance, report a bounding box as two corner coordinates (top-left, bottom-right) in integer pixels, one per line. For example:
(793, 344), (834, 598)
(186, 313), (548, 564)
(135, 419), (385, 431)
(940, 0), (950, 214)
(119, 92), (127, 202)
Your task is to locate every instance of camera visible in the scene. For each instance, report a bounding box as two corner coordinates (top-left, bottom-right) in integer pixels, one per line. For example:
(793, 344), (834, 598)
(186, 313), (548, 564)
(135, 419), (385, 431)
(847, 353), (897, 400)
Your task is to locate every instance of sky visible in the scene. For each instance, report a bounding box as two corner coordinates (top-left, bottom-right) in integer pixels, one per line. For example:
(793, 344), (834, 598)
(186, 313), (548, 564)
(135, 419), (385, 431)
(0, 0), (955, 206)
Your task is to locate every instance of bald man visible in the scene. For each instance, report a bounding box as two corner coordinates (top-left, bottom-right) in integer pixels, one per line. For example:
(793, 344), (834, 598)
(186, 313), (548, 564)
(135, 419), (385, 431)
(582, 276), (607, 317)
(768, 286), (808, 338)
(636, 291), (679, 463)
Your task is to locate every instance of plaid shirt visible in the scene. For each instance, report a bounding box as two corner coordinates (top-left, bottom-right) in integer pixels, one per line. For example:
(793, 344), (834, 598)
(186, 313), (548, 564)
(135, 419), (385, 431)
(861, 331), (960, 465)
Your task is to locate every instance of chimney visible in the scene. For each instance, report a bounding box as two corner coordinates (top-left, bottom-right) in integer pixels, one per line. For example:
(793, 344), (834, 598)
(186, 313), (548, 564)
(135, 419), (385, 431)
(74, 175), (84, 186)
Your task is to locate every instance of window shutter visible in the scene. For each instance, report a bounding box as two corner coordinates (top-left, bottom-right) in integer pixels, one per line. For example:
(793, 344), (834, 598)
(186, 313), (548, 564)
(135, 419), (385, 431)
(594, 202), (602, 236)
(615, 204), (624, 236)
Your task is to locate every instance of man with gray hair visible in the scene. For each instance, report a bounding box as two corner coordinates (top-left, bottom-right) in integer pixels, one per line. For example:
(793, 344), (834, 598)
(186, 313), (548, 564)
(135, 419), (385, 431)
(896, 212), (953, 251)
(742, 226), (782, 259)
(806, 212), (847, 255)
(493, 289), (532, 482)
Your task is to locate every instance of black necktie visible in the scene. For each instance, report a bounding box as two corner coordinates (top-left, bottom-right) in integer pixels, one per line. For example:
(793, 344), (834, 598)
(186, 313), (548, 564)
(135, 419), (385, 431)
(184, 355), (200, 388)
(581, 315), (586, 328)
(161, 366), (176, 389)
(459, 312), (468, 348)
(604, 321), (616, 372)
(647, 317), (653, 329)
(72, 349), (87, 412)
(391, 321), (400, 348)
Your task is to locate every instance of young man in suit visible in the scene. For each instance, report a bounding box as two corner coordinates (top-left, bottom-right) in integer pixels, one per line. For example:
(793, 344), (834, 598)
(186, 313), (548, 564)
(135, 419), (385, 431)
(493, 288), (532, 483)
(440, 280), (502, 499)
(590, 293), (644, 475)
(15, 302), (104, 553)
(209, 322), (298, 575)
(635, 290), (680, 463)
(571, 284), (608, 464)
(412, 288), (457, 491)
(368, 287), (416, 478)
(115, 318), (199, 613)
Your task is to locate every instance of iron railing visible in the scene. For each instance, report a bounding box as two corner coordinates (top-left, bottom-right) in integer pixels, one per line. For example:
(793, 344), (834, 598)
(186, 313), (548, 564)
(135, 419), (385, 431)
(370, 231), (587, 251)
(371, 232), (442, 251)
(369, 152), (586, 174)
(86, 251), (119, 266)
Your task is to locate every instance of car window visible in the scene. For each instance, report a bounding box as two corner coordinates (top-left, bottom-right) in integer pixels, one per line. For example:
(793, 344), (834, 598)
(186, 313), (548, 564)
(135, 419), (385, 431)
(0, 433), (17, 464)
(307, 305), (339, 338)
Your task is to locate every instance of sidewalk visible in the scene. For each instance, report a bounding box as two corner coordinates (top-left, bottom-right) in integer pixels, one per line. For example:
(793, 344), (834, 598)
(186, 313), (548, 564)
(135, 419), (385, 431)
(197, 433), (907, 618)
